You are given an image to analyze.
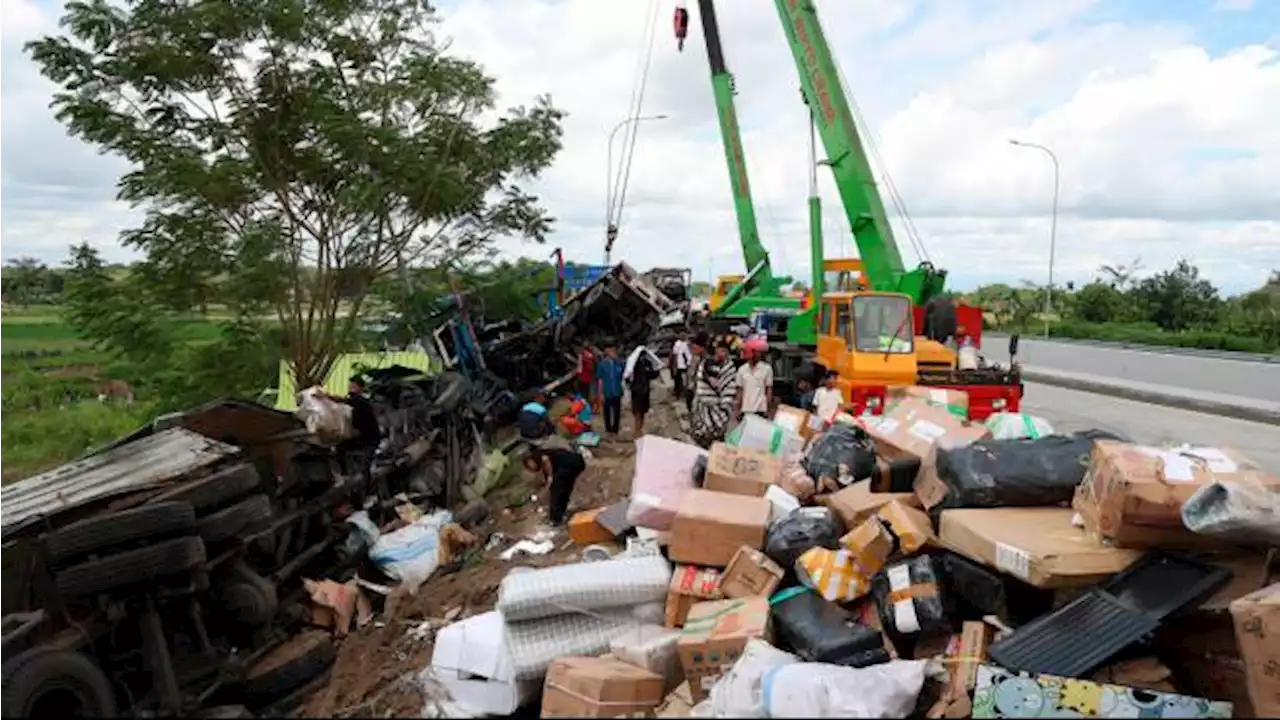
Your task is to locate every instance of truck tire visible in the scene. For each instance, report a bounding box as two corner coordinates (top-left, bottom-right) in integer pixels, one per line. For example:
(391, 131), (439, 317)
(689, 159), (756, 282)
(196, 494), (273, 544)
(243, 630), (335, 703)
(150, 464), (262, 511)
(43, 502), (195, 565)
(1, 647), (116, 718)
(55, 536), (206, 599)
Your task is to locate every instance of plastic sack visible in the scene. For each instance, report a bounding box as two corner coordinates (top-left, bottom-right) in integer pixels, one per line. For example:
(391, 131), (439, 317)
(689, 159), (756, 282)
(932, 430), (1122, 511)
(779, 454), (817, 501)
(803, 424), (876, 488)
(703, 638), (798, 718)
(870, 555), (950, 637)
(984, 412), (1055, 440)
(369, 510), (454, 594)
(771, 587), (890, 667)
(763, 660), (927, 718)
(1182, 479), (1280, 546)
(764, 507), (845, 574)
(297, 386), (355, 444)
(726, 414), (804, 457)
(496, 553), (671, 622)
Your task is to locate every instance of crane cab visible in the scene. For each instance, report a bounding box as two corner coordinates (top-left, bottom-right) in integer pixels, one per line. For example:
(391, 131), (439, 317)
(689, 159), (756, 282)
(709, 274), (744, 312)
(821, 258), (869, 293)
(814, 292), (918, 401)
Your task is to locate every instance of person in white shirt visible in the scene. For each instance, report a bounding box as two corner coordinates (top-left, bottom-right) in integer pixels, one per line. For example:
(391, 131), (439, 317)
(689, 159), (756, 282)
(670, 330), (693, 400)
(810, 370), (844, 425)
(735, 347), (773, 419)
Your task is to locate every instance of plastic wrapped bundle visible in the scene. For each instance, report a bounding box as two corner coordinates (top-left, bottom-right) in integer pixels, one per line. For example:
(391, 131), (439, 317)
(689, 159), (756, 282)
(771, 587), (890, 667)
(496, 553), (672, 622)
(764, 507), (845, 574)
(985, 412), (1055, 440)
(803, 424), (876, 489)
(726, 414), (805, 456)
(1182, 479), (1280, 546)
(871, 555), (951, 637)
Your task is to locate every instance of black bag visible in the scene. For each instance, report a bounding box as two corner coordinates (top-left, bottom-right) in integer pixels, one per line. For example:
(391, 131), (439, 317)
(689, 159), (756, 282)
(871, 554), (951, 637)
(803, 424), (876, 486)
(772, 587), (891, 667)
(931, 430), (1123, 512)
(764, 507), (845, 573)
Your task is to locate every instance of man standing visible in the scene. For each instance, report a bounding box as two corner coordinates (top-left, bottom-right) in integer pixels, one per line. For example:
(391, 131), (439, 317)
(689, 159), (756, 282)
(735, 347), (773, 420)
(328, 376), (382, 477)
(626, 344), (662, 437)
(685, 332), (707, 412)
(595, 341), (625, 435)
(670, 330), (692, 400)
(523, 445), (587, 526)
(575, 342), (596, 404)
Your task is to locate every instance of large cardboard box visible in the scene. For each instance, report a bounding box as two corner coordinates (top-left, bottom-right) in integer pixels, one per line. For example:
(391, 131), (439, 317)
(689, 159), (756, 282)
(719, 546), (784, 599)
(822, 479), (921, 529)
(569, 506), (618, 546)
(887, 385), (969, 420)
(1230, 582), (1280, 718)
(677, 597), (771, 701)
(541, 656), (665, 718)
(669, 489), (771, 568)
(939, 507), (1143, 588)
(773, 404), (822, 439)
(866, 398), (990, 464)
(664, 565), (723, 628)
(703, 443), (782, 497)
(1074, 442), (1280, 548)
(876, 500), (936, 554)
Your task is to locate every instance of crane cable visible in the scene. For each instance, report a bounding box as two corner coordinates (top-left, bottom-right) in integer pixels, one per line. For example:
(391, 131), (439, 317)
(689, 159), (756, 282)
(609, 0), (661, 239)
(834, 61), (932, 264)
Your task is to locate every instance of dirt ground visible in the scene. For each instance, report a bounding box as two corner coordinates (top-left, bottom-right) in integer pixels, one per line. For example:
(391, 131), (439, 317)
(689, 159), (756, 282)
(298, 382), (689, 718)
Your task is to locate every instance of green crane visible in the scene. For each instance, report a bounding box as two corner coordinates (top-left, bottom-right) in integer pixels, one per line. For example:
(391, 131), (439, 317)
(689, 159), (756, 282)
(682, 0), (799, 321)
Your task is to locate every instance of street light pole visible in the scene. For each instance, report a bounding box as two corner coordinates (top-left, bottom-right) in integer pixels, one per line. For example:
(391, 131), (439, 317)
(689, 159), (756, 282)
(605, 114), (668, 264)
(1010, 139), (1060, 339)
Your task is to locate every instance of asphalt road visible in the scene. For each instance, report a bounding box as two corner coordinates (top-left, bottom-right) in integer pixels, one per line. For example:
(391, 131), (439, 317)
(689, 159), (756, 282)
(983, 337), (1280, 402)
(1023, 382), (1280, 473)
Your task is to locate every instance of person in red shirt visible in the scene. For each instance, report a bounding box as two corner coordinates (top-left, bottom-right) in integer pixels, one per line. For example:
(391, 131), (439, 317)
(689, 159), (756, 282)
(575, 341), (597, 408)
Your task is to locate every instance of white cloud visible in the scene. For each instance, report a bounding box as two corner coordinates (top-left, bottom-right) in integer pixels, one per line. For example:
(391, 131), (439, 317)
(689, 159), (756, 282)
(3, 0), (1277, 293)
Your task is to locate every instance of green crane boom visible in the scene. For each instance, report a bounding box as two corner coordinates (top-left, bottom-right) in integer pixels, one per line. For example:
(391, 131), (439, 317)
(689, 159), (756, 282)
(772, 0), (947, 305)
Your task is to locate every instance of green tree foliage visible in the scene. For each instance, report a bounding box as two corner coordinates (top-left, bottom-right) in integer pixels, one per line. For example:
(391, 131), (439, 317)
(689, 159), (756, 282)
(1071, 281), (1126, 324)
(1131, 260), (1221, 332)
(3, 257), (51, 306)
(28, 0), (565, 387)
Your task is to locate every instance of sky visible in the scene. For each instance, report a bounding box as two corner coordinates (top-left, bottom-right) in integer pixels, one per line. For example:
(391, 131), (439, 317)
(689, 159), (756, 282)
(2, 0), (1278, 294)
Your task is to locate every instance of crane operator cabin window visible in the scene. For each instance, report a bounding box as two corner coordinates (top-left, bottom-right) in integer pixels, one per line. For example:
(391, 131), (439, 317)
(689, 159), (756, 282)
(853, 295), (914, 354)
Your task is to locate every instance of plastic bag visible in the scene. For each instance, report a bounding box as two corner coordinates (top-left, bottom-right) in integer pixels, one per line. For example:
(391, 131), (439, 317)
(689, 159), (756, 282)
(803, 424), (876, 489)
(1182, 479), (1280, 546)
(871, 555), (950, 637)
(370, 510), (454, 594)
(985, 412), (1055, 440)
(297, 386), (355, 444)
(726, 414), (804, 456)
(771, 587), (890, 667)
(703, 638), (798, 718)
(764, 507), (845, 574)
(932, 430), (1122, 511)
(763, 660), (927, 718)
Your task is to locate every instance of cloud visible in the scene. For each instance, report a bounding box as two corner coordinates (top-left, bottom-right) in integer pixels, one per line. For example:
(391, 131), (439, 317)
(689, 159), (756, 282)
(3, 0), (1277, 294)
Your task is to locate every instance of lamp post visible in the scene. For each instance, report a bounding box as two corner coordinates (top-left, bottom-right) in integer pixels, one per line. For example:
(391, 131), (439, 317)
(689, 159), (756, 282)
(605, 114), (669, 264)
(1010, 139), (1060, 338)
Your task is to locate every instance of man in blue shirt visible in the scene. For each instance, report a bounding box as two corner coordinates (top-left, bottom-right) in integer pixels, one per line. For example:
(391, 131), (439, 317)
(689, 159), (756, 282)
(595, 341), (625, 435)
(518, 389), (554, 443)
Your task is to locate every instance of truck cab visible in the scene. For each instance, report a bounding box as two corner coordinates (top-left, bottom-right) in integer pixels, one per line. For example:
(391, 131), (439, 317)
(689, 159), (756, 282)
(709, 274), (744, 313)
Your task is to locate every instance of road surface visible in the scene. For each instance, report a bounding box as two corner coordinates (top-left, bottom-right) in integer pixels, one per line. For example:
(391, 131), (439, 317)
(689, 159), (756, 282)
(1022, 382), (1280, 473)
(984, 337), (1280, 402)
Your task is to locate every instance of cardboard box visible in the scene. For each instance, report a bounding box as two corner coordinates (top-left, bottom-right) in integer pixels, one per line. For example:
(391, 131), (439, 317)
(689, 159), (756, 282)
(799, 519), (895, 603)
(822, 479), (921, 529)
(677, 597), (771, 701)
(773, 404), (821, 439)
(971, 664), (1233, 718)
(939, 507), (1143, 588)
(865, 398), (990, 464)
(1074, 442), (1280, 548)
(664, 565), (723, 628)
(703, 443), (782, 497)
(1230, 582), (1280, 718)
(888, 385), (970, 419)
(947, 621), (995, 698)
(719, 546), (784, 599)
(541, 656), (665, 718)
(668, 489), (771, 568)
(569, 507), (619, 546)
(431, 611), (539, 716)
(877, 500), (936, 554)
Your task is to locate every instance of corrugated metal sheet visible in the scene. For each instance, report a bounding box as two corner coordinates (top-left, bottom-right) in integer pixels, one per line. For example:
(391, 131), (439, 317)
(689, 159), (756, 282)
(0, 428), (238, 538)
(274, 351), (435, 412)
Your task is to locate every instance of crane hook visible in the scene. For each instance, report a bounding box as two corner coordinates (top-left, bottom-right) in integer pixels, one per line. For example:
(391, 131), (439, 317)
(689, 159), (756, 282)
(673, 3), (689, 52)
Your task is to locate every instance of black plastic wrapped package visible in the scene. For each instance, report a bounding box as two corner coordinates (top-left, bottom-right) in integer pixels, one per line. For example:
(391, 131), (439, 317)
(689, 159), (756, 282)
(931, 430), (1124, 512)
(871, 554), (951, 636)
(771, 587), (891, 667)
(692, 455), (708, 487)
(802, 424), (876, 487)
(764, 507), (845, 573)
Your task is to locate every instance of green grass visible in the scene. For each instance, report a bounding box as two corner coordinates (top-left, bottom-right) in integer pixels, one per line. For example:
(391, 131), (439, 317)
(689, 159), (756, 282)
(2, 400), (154, 484)
(1046, 320), (1277, 353)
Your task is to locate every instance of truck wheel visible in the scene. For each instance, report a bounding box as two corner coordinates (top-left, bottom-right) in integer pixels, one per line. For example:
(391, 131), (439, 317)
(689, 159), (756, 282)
(150, 464), (262, 511)
(196, 494), (273, 544)
(55, 536), (206, 599)
(1, 647), (116, 718)
(43, 502), (195, 566)
(243, 630), (335, 704)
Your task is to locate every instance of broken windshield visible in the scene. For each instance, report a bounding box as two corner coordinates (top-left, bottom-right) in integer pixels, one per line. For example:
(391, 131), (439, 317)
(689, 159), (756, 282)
(851, 295), (914, 354)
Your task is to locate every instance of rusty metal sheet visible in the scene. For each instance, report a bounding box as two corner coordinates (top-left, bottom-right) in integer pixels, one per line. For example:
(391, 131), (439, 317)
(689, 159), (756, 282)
(1, 427), (239, 538)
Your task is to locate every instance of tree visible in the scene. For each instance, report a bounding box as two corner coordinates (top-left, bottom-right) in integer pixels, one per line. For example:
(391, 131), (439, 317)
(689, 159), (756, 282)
(1071, 281), (1126, 324)
(4, 257), (49, 306)
(1098, 257), (1144, 291)
(29, 0), (565, 387)
(1131, 260), (1221, 331)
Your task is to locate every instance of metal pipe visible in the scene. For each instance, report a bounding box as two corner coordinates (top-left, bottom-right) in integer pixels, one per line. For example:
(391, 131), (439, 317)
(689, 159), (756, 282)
(605, 114), (669, 263)
(1010, 139), (1060, 339)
